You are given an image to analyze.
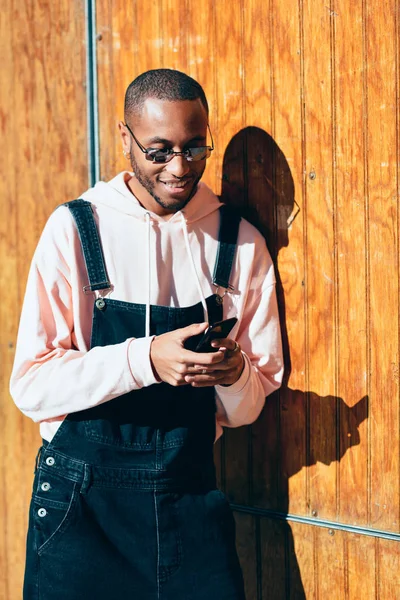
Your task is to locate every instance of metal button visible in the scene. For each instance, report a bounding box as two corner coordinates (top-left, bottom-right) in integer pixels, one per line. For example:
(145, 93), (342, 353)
(38, 508), (47, 517)
(45, 456), (55, 466)
(96, 298), (106, 310)
(41, 482), (51, 492)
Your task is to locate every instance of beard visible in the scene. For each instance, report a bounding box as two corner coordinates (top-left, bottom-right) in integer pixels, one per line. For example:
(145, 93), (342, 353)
(130, 154), (203, 213)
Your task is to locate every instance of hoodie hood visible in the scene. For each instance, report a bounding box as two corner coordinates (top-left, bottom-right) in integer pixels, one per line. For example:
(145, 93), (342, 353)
(80, 171), (223, 224)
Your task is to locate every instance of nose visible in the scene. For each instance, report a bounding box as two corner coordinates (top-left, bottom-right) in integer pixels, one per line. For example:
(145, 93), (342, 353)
(164, 154), (190, 178)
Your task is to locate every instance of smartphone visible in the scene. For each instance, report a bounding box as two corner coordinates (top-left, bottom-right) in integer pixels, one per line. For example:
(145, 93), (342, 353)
(194, 317), (238, 353)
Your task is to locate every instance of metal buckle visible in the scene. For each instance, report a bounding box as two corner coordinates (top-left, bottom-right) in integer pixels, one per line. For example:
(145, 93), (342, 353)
(82, 282), (111, 295)
(213, 284), (235, 305)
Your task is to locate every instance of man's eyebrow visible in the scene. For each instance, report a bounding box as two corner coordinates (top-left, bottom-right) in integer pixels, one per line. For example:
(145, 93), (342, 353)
(146, 135), (207, 145)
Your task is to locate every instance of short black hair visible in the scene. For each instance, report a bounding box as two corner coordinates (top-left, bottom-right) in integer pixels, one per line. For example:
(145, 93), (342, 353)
(124, 68), (209, 120)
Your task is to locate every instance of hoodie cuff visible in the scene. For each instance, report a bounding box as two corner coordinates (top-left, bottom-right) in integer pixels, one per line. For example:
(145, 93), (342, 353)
(127, 337), (161, 388)
(215, 352), (251, 395)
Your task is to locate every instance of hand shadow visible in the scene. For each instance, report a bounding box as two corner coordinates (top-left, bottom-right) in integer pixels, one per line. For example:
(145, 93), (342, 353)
(218, 126), (369, 599)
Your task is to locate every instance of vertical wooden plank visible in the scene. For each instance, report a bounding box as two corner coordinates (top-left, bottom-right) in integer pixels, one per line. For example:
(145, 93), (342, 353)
(0, 4), (18, 597)
(97, 0), (165, 181)
(214, 0), (248, 505)
(186, 0), (217, 192)
(378, 538), (400, 598)
(96, 0), (114, 179)
(97, 0), (136, 180)
(270, 0), (308, 519)
(290, 522), (316, 599)
(160, 0), (189, 71)
(334, 0), (370, 527)
(235, 513), (257, 600)
(347, 533), (376, 600)
(133, 0), (162, 73)
(261, 517), (287, 599)
(242, 0), (272, 131)
(303, 0), (337, 522)
(241, 0), (281, 514)
(213, 0), (244, 197)
(366, 0), (399, 531)
(315, 528), (345, 599)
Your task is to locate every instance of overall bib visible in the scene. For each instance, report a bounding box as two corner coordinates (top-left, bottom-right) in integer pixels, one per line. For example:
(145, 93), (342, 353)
(24, 201), (246, 600)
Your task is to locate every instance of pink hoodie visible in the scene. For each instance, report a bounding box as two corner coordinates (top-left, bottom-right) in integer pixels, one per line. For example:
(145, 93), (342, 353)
(10, 172), (283, 442)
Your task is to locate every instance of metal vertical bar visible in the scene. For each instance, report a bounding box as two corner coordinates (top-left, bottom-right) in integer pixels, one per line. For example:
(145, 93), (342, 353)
(85, 0), (100, 186)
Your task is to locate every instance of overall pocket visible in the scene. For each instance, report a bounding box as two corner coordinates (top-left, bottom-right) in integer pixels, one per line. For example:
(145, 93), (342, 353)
(32, 467), (80, 555)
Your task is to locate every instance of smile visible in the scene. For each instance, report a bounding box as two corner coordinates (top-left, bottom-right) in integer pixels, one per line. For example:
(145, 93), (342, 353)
(159, 179), (194, 195)
(160, 180), (191, 188)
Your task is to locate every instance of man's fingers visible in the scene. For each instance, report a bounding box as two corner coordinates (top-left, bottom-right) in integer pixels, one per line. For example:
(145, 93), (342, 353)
(184, 372), (227, 385)
(211, 338), (240, 353)
(179, 347), (226, 366)
(179, 321), (209, 341)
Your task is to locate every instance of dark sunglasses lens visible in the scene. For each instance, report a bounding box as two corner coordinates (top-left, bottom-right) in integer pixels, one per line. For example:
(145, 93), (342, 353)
(146, 149), (171, 163)
(188, 147), (211, 161)
(145, 147), (212, 163)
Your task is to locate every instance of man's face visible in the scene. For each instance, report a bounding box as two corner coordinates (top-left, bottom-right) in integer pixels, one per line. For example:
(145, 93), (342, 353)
(120, 98), (209, 216)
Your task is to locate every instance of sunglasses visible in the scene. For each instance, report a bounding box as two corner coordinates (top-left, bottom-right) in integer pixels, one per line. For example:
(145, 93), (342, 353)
(124, 122), (214, 164)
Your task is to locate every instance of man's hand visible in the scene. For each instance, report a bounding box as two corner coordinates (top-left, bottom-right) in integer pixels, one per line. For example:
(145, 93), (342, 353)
(184, 337), (245, 387)
(150, 322), (245, 388)
(150, 322), (224, 386)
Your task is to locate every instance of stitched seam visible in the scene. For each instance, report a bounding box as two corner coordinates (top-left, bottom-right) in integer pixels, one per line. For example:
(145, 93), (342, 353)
(154, 490), (161, 599)
(82, 428), (155, 449)
(36, 482), (79, 556)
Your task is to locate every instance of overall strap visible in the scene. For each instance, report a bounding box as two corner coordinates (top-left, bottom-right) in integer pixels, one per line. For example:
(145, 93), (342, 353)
(213, 204), (241, 290)
(63, 199), (111, 293)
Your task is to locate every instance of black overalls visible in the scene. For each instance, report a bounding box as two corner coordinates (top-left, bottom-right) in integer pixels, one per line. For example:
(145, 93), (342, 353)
(24, 201), (246, 600)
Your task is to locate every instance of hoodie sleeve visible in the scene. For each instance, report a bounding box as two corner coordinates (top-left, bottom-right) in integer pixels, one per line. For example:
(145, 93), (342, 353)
(214, 237), (284, 438)
(9, 209), (159, 423)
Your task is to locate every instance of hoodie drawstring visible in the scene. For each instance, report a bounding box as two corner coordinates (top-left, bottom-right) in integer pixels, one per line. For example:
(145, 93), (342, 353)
(144, 212), (209, 338)
(180, 213), (209, 324)
(145, 212), (151, 337)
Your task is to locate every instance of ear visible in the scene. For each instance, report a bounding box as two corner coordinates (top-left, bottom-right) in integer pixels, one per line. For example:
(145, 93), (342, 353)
(118, 121), (131, 154)
(350, 394), (369, 427)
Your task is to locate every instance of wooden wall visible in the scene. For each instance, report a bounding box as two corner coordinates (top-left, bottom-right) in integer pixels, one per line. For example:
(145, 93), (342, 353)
(0, 1), (88, 596)
(1, 0), (399, 598)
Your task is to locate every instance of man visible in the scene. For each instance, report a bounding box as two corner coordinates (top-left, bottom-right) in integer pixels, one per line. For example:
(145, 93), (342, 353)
(11, 69), (283, 599)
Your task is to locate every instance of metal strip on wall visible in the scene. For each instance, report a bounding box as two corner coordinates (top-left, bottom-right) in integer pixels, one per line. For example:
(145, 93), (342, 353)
(85, 0), (100, 186)
(231, 503), (400, 542)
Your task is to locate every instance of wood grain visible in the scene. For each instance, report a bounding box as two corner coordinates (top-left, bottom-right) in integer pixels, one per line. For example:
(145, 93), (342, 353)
(302, 0), (338, 522)
(269, 0), (308, 519)
(260, 516), (287, 599)
(347, 533), (376, 599)
(186, 0), (218, 193)
(93, 0), (400, 596)
(213, 0), (249, 506)
(235, 513), (257, 600)
(96, 0), (137, 180)
(378, 538), (400, 598)
(366, 0), (400, 532)
(2, 0), (400, 596)
(0, 4), (19, 596)
(290, 521), (316, 599)
(315, 527), (346, 599)
(0, 1), (88, 597)
(333, 0), (370, 527)
(159, 0), (189, 71)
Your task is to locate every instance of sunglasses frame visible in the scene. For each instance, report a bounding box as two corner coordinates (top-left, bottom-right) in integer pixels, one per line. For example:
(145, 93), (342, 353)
(124, 122), (214, 163)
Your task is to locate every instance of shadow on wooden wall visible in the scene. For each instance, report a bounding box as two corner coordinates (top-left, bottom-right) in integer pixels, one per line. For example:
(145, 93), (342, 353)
(220, 127), (369, 597)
